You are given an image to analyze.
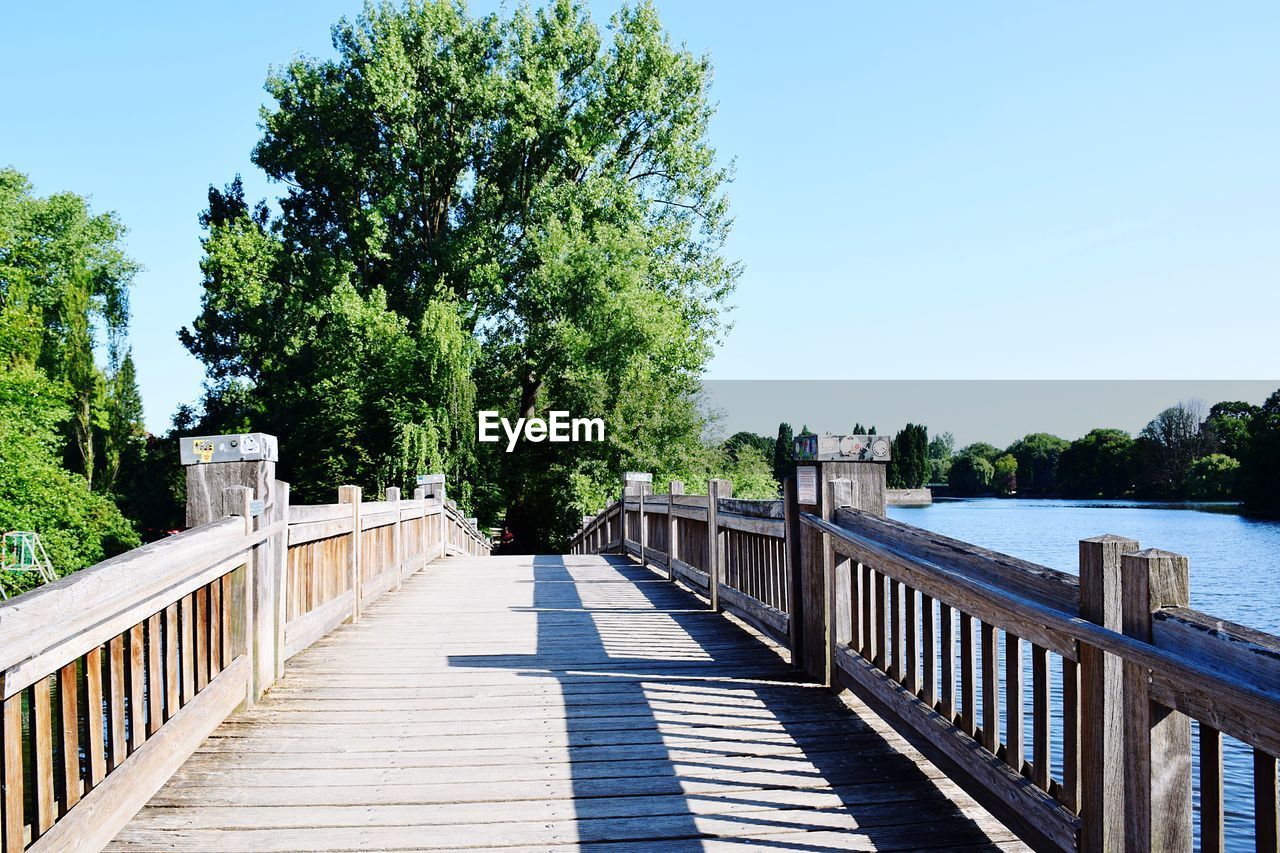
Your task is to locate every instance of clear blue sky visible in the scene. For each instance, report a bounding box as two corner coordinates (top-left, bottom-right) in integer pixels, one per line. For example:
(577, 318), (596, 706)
(5, 2), (1278, 433)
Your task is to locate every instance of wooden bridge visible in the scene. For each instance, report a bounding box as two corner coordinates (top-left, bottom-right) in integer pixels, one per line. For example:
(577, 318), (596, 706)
(1, 460), (1279, 852)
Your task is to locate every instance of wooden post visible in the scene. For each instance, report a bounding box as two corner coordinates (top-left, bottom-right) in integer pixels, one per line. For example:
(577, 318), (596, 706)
(706, 478), (731, 611)
(1079, 534), (1137, 853)
(413, 486), (428, 569)
(1121, 549), (1192, 853)
(826, 478), (854, 687)
(667, 481), (683, 580)
(222, 486), (254, 706)
(386, 487), (402, 589)
(339, 485), (362, 622)
(421, 474), (445, 559)
(268, 481), (289, 684)
(783, 476), (804, 668)
(638, 480), (650, 567)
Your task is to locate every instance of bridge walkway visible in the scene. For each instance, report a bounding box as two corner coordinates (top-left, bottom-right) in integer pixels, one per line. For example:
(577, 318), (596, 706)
(108, 554), (1025, 851)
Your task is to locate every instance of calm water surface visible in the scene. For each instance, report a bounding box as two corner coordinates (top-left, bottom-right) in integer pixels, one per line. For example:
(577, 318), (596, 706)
(887, 498), (1280, 850)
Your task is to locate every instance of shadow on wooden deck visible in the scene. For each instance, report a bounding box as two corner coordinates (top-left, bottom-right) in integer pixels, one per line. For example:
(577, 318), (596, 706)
(446, 554), (1021, 850)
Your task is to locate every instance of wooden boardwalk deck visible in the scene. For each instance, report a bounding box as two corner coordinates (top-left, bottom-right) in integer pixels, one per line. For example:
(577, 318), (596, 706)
(108, 554), (1026, 851)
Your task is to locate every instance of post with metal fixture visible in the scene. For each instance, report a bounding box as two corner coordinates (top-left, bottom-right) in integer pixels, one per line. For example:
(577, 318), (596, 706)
(783, 431), (890, 683)
(181, 432), (285, 701)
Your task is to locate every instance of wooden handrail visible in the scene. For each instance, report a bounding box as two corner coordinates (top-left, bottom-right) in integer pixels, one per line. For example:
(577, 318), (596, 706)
(570, 471), (1280, 852)
(0, 474), (488, 853)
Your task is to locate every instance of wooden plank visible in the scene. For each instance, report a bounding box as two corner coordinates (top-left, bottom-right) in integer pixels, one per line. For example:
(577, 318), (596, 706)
(1, 692), (22, 853)
(1032, 644), (1050, 791)
(287, 518), (354, 547)
(31, 678), (56, 837)
(107, 634), (127, 770)
(922, 593), (936, 707)
(195, 587), (209, 691)
(127, 624), (146, 752)
(960, 612), (976, 738)
(1062, 658), (1080, 813)
(1005, 632), (1023, 775)
(85, 646), (107, 788)
(1200, 724), (1223, 853)
(1258, 749), (1279, 853)
(941, 602), (955, 722)
(834, 647), (1079, 852)
(905, 585), (919, 696)
(57, 661), (80, 814)
(283, 590), (355, 661)
(163, 605), (179, 720)
(30, 658), (249, 853)
(980, 621), (998, 754)
(145, 614), (162, 735)
(714, 512), (784, 537)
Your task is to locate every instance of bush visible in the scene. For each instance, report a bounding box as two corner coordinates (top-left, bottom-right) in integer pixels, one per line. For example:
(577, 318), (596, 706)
(1185, 454), (1240, 501)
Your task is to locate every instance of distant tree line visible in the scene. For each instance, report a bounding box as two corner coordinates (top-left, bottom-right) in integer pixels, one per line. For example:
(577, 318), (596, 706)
(937, 395), (1280, 510)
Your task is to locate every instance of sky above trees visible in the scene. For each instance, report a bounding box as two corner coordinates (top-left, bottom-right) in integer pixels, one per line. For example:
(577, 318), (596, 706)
(5, 1), (1279, 433)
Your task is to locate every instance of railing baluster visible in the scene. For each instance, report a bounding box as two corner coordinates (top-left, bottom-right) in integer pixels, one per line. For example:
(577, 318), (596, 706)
(127, 624), (146, 752)
(875, 571), (889, 672)
(1062, 657), (1081, 813)
(195, 587), (209, 691)
(1032, 644), (1050, 790)
(981, 622), (999, 754)
(1, 692), (23, 853)
(905, 586), (919, 695)
(922, 593), (936, 707)
(1257, 749), (1279, 853)
(960, 612), (976, 737)
(1200, 724), (1223, 853)
(57, 661), (80, 814)
(84, 646), (107, 790)
(861, 564), (875, 662)
(107, 634), (127, 770)
(941, 602), (955, 722)
(146, 614), (163, 734)
(890, 578), (902, 682)
(31, 677), (56, 838)
(1005, 633), (1023, 773)
(164, 604), (180, 719)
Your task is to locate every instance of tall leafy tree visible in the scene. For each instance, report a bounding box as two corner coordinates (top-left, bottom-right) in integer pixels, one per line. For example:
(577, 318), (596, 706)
(1134, 402), (1207, 499)
(772, 422), (794, 484)
(185, 1), (737, 548)
(1056, 428), (1135, 498)
(1241, 390), (1280, 512)
(1005, 433), (1068, 496)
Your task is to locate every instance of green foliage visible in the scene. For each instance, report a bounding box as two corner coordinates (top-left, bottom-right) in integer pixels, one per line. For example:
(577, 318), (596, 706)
(927, 431), (954, 484)
(772, 422), (794, 484)
(0, 168), (142, 491)
(1057, 428), (1135, 498)
(888, 423), (929, 489)
(186, 0), (737, 548)
(723, 445), (779, 500)
(956, 442), (1000, 463)
(723, 431), (773, 463)
(1241, 390), (1280, 512)
(1134, 402), (1207, 499)
(948, 452), (994, 496)
(992, 453), (1018, 496)
(1004, 433), (1068, 496)
(0, 364), (138, 596)
(1202, 401), (1256, 461)
(1185, 454), (1240, 501)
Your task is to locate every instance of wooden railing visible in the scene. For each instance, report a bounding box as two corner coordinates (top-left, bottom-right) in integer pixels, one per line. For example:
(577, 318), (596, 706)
(0, 476), (487, 852)
(570, 469), (1280, 852)
(571, 477), (791, 648)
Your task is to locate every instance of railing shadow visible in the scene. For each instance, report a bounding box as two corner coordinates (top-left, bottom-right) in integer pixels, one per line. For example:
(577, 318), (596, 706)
(448, 554), (1009, 850)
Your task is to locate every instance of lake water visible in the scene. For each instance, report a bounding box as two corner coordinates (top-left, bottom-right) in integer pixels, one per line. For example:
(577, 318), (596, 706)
(887, 498), (1280, 850)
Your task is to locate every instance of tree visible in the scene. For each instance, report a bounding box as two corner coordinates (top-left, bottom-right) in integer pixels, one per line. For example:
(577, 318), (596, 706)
(0, 168), (140, 489)
(992, 453), (1018, 496)
(927, 431), (954, 484)
(888, 423), (928, 489)
(1005, 433), (1068, 496)
(187, 0), (737, 550)
(723, 445), (779, 500)
(723, 431), (774, 463)
(1241, 389), (1280, 512)
(956, 442), (1000, 463)
(949, 453), (994, 496)
(1134, 401), (1207, 499)
(1185, 454), (1240, 501)
(1201, 401), (1257, 461)
(1056, 428), (1135, 498)
(772, 422), (795, 484)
